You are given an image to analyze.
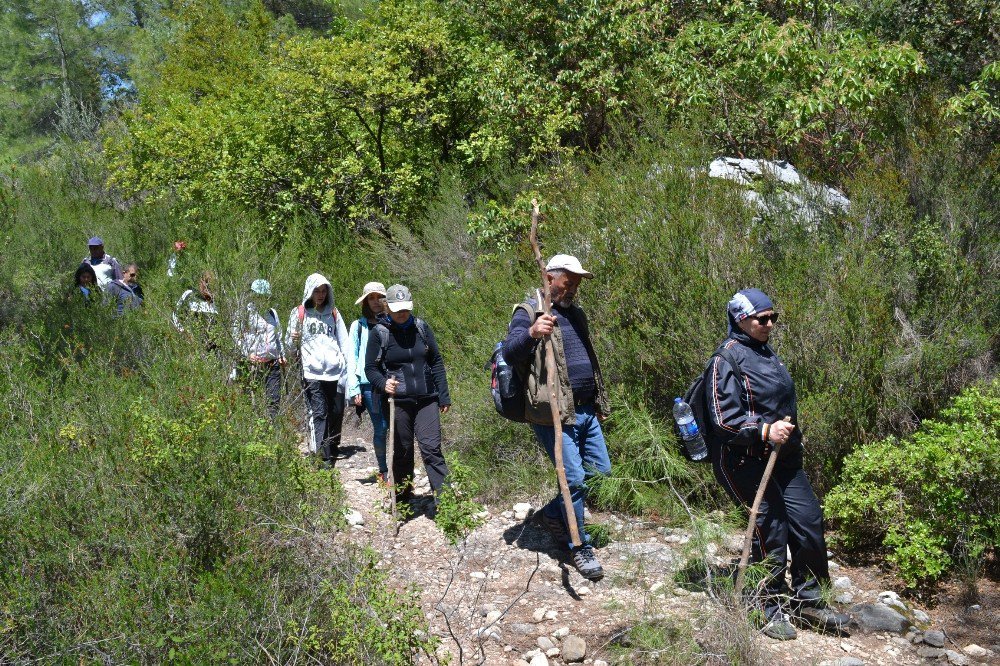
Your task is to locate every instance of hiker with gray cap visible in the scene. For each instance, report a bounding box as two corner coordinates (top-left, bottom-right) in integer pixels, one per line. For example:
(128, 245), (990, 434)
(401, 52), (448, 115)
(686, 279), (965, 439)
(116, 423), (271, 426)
(346, 281), (391, 482)
(232, 278), (286, 419)
(501, 254), (612, 581)
(708, 288), (848, 640)
(81, 236), (123, 288)
(364, 284), (451, 506)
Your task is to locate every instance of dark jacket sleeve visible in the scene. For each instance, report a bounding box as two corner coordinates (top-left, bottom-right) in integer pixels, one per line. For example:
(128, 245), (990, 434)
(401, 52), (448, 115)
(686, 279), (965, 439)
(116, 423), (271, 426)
(502, 306), (537, 366)
(707, 353), (765, 449)
(364, 326), (388, 392)
(423, 323), (451, 406)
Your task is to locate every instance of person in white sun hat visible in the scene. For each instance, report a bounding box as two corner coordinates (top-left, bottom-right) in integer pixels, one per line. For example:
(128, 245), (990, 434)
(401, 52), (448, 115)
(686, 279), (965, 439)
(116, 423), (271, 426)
(346, 281), (391, 481)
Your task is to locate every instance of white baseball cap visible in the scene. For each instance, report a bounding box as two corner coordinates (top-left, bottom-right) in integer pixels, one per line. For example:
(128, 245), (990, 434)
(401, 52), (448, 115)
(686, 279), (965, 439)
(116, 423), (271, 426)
(545, 254), (593, 278)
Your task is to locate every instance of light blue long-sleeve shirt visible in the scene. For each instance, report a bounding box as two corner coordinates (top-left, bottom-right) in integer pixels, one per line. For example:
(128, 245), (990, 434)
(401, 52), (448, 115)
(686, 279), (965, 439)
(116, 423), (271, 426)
(346, 318), (373, 399)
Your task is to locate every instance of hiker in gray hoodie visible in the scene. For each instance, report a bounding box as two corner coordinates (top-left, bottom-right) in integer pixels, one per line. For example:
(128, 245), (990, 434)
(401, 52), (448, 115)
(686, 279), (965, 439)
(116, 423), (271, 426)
(287, 273), (353, 465)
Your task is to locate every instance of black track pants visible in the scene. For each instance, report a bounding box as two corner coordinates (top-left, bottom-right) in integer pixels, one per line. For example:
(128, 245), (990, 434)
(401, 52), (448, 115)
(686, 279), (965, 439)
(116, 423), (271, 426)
(303, 379), (344, 463)
(388, 397), (449, 497)
(713, 446), (829, 604)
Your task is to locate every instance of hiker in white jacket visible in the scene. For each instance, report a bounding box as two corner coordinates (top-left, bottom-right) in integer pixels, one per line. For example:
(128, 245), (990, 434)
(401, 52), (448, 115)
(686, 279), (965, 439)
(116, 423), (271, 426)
(232, 278), (286, 420)
(287, 273), (353, 465)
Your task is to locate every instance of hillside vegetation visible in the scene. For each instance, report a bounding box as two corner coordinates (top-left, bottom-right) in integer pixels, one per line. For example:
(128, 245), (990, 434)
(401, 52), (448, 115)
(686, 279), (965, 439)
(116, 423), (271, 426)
(1, 0), (998, 660)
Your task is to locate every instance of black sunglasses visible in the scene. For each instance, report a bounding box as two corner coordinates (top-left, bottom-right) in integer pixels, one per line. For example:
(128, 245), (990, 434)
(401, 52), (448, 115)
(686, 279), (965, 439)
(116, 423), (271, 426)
(749, 312), (779, 325)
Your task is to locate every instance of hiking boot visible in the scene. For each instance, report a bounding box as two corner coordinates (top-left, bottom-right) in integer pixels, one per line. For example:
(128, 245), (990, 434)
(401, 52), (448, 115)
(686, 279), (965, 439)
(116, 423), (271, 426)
(571, 546), (605, 581)
(761, 612), (798, 641)
(377, 472), (392, 487)
(795, 605), (850, 634)
(533, 511), (569, 542)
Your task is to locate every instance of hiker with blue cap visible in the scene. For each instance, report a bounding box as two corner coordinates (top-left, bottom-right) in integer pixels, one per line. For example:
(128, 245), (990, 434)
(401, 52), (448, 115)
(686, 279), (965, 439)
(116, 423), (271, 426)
(81, 236), (123, 288)
(232, 278), (286, 419)
(708, 288), (848, 640)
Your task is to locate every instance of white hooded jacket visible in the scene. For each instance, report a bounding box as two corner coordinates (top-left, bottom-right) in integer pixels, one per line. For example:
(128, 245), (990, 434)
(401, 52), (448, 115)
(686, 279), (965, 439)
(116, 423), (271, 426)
(286, 273), (353, 384)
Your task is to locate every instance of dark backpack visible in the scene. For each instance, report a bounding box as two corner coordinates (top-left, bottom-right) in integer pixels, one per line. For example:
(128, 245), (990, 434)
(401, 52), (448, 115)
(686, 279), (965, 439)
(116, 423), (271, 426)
(488, 341), (528, 422)
(680, 346), (745, 463)
(488, 301), (536, 422)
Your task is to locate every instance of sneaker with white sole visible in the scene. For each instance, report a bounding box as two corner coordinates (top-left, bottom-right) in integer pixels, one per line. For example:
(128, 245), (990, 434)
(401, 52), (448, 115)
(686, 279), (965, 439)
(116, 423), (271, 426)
(762, 612), (798, 640)
(571, 546), (605, 581)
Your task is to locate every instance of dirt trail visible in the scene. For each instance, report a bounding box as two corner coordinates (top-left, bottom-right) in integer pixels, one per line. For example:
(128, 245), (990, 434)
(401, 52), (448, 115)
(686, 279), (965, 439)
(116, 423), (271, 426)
(326, 422), (997, 666)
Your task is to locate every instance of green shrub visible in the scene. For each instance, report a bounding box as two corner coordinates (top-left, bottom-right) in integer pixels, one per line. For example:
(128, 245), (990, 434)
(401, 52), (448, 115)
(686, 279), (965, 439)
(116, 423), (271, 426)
(825, 381), (1000, 587)
(434, 452), (487, 544)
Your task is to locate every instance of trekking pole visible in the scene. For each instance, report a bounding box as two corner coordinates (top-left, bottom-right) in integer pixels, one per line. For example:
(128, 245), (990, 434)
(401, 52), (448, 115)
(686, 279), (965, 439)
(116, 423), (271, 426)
(387, 395), (398, 535)
(528, 199), (583, 549)
(735, 416), (793, 594)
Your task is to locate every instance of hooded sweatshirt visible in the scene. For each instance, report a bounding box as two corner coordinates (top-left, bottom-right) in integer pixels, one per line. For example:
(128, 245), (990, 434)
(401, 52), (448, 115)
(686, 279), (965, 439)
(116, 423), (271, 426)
(286, 273), (353, 384)
(234, 302), (283, 361)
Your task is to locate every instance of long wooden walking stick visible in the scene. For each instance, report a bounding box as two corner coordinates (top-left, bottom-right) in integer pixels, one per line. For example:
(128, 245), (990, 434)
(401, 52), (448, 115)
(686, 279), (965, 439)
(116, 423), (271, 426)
(386, 395), (399, 534)
(735, 416), (793, 594)
(529, 199), (582, 549)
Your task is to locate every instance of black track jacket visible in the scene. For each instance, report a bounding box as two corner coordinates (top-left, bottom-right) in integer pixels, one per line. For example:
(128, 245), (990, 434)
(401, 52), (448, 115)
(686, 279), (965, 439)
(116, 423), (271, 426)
(707, 329), (803, 462)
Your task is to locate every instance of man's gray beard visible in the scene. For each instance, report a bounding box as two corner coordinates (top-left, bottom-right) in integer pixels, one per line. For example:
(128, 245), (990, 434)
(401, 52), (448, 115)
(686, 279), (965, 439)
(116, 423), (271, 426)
(555, 297), (574, 308)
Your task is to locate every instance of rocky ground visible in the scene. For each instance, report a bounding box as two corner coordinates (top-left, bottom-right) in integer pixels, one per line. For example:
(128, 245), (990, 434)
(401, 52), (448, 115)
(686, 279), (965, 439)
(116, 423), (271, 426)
(322, 424), (999, 666)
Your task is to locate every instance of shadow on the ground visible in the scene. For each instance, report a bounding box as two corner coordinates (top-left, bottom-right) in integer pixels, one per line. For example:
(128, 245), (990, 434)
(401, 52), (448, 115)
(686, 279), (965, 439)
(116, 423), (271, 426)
(502, 519), (597, 598)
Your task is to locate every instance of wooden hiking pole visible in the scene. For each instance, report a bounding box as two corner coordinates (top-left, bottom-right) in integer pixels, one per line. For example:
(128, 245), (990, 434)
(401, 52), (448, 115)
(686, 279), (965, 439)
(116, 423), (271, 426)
(529, 199), (582, 549)
(735, 416), (793, 594)
(387, 395), (398, 535)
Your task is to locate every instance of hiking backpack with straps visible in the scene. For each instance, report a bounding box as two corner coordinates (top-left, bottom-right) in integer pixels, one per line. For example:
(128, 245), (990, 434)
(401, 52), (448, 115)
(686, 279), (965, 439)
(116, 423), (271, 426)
(371, 317), (431, 370)
(487, 300), (538, 423)
(680, 346), (746, 462)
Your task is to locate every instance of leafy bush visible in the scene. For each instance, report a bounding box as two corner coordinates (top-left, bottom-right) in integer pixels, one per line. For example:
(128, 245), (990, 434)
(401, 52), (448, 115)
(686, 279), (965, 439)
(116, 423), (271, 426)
(825, 381), (1000, 587)
(434, 452), (487, 544)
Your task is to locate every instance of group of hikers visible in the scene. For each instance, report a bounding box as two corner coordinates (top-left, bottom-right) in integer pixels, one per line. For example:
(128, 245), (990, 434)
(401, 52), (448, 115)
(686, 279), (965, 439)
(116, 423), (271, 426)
(73, 237), (145, 315)
(71, 235), (847, 641)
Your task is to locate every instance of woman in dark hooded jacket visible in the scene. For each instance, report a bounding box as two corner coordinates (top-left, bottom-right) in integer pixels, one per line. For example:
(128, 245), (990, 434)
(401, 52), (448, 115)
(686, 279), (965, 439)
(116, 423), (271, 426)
(708, 288), (848, 641)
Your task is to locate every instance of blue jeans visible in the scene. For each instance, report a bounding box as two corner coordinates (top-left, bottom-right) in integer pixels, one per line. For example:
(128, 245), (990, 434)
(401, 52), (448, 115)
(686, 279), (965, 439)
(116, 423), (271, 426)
(531, 403), (612, 550)
(361, 385), (389, 474)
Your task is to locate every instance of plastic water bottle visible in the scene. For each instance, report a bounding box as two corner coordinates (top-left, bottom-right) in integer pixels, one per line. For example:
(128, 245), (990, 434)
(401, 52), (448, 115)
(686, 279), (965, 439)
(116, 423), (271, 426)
(673, 397), (708, 461)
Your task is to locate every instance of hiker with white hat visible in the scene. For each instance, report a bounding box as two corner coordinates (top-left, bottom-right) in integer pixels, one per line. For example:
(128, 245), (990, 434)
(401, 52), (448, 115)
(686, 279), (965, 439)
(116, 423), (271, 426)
(232, 278), (286, 419)
(501, 254), (611, 581)
(346, 281), (391, 481)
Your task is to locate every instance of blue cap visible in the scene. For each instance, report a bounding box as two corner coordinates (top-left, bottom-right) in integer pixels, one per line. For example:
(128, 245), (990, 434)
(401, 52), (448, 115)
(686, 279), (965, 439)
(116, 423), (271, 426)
(87, 236), (104, 246)
(250, 279), (272, 296)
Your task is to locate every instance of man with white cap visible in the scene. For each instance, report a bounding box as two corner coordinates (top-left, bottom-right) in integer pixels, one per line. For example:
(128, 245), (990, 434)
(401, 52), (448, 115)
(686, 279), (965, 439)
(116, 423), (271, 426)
(346, 281), (391, 480)
(501, 254), (612, 581)
(81, 236), (123, 288)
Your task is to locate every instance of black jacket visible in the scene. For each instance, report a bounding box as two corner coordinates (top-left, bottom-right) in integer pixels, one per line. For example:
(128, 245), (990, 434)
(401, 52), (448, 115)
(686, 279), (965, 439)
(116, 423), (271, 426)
(364, 316), (451, 406)
(707, 329), (802, 461)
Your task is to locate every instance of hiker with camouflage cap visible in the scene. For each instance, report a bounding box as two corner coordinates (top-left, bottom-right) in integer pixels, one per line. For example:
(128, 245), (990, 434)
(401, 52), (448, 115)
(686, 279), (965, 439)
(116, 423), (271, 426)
(364, 284), (451, 506)
(710, 288), (848, 640)
(501, 255), (611, 582)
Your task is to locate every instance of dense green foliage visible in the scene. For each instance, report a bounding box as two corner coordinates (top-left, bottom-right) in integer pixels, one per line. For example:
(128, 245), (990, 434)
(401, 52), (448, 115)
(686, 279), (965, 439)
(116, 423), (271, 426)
(0, 174), (438, 662)
(826, 382), (1000, 587)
